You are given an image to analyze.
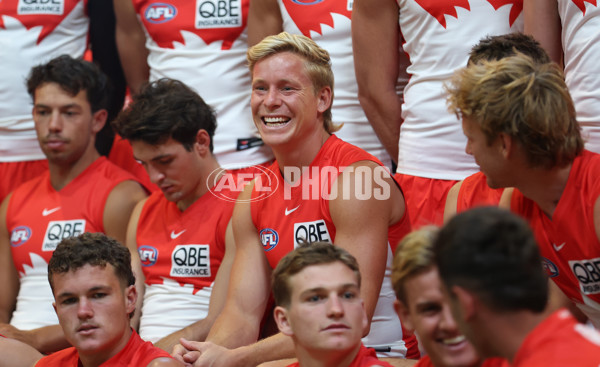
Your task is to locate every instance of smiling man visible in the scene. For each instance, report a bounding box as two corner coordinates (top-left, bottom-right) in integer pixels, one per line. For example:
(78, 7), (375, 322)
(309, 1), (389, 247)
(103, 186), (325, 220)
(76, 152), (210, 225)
(173, 32), (413, 367)
(434, 207), (600, 367)
(272, 243), (393, 367)
(392, 227), (508, 367)
(36, 232), (179, 366)
(113, 79), (237, 352)
(0, 55), (147, 354)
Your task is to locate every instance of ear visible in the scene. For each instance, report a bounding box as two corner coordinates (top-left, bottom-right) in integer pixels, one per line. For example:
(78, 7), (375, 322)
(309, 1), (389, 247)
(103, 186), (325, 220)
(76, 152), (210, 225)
(194, 129), (211, 156)
(125, 284), (137, 315)
(360, 299), (369, 333)
(452, 285), (476, 322)
(316, 86), (333, 114)
(498, 132), (512, 160)
(273, 306), (294, 337)
(393, 299), (414, 332)
(91, 109), (108, 134)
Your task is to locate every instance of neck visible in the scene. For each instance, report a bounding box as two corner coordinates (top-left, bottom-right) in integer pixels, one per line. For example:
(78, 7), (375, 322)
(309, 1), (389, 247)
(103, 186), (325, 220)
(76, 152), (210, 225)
(513, 163), (572, 218)
(176, 157), (223, 212)
(295, 343), (361, 367)
(476, 309), (548, 363)
(273, 130), (330, 183)
(49, 146), (101, 191)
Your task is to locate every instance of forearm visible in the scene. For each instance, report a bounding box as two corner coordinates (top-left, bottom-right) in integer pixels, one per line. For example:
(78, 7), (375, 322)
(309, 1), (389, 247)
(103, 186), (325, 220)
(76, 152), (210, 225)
(155, 318), (213, 353)
(232, 333), (296, 367)
(358, 92), (402, 162)
(0, 324), (70, 355)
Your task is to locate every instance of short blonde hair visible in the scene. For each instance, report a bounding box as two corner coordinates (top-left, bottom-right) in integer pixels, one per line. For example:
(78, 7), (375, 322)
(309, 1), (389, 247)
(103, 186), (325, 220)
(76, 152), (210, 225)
(446, 53), (583, 169)
(391, 226), (438, 304)
(247, 32), (341, 133)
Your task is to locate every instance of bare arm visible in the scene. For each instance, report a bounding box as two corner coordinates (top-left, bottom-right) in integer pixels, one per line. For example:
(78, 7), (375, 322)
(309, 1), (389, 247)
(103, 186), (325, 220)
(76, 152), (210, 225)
(103, 180), (148, 246)
(524, 0), (563, 65)
(155, 219), (236, 352)
(124, 198), (148, 331)
(206, 182), (271, 347)
(443, 181), (463, 224)
(172, 183), (296, 366)
(329, 161), (402, 325)
(498, 187), (514, 209)
(247, 0), (283, 46)
(352, 0), (403, 162)
(113, 0), (150, 95)
(0, 336), (42, 367)
(0, 195), (18, 324)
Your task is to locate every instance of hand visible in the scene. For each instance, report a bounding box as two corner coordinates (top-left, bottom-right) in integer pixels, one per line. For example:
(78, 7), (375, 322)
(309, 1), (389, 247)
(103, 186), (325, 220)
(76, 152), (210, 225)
(173, 338), (246, 367)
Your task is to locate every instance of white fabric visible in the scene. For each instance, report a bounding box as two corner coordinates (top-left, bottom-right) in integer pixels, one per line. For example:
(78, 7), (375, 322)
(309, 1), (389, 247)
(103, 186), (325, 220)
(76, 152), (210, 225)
(396, 0), (523, 180)
(278, 3), (393, 168)
(558, 0), (600, 153)
(139, 279), (212, 342)
(0, 0), (88, 162)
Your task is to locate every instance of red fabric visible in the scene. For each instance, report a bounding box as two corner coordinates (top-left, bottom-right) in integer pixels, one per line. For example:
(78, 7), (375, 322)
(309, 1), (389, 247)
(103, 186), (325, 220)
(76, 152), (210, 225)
(35, 329), (172, 366)
(510, 150), (600, 312)
(456, 171), (503, 213)
(286, 344), (393, 367)
(514, 309), (600, 366)
(251, 134), (411, 265)
(136, 181), (234, 292)
(0, 160), (48, 203)
(394, 174), (457, 228)
(7, 157), (138, 274)
(414, 355), (509, 367)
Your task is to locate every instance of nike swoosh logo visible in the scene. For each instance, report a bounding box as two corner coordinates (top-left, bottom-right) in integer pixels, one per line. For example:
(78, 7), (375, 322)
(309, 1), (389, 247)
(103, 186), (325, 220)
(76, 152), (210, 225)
(42, 207), (61, 216)
(285, 206), (300, 216)
(170, 230), (186, 239)
(553, 242), (566, 251)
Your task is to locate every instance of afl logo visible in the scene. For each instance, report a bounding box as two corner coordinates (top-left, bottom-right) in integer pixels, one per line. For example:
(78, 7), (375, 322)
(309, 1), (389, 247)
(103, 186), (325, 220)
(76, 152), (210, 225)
(290, 0), (324, 4)
(542, 257), (559, 278)
(260, 228), (279, 252)
(10, 226), (32, 247)
(139, 246), (158, 267)
(145, 3), (177, 24)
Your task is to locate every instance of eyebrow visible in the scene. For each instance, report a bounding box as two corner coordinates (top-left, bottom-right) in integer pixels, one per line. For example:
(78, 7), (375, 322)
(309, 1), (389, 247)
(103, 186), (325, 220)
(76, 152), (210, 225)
(56, 285), (111, 299)
(34, 103), (81, 109)
(134, 153), (173, 163)
(299, 283), (360, 296)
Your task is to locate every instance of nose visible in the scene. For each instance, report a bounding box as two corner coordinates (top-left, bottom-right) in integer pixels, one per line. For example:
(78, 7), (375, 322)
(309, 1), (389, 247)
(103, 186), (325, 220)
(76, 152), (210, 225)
(48, 111), (63, 133)
(439, 304), (458, 332)
(465, 141), (473, 156)
(77, 297), (94, 319)
(264, 88), (281, 109)
(326, 295), (345, 319)
(146, 165), (165, 185)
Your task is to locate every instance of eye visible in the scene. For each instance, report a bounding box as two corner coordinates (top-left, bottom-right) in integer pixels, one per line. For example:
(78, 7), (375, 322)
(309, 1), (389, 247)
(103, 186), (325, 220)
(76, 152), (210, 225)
(157, 158), (174, 165)
(91, 292), (107, 299)
(342, 291), (356, 300)
(61, 297), (77, 305)
(307, 294), (323, 302)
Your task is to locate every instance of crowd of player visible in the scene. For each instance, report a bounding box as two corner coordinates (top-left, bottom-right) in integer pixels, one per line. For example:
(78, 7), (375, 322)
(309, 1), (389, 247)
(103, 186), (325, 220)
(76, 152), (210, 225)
(1, 0), (600, 366)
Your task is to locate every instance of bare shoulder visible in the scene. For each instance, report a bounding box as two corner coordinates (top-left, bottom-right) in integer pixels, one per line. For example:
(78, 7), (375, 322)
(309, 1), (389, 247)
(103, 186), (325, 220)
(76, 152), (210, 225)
(380, 357), (419, 367)
(146, 356), (184, 367)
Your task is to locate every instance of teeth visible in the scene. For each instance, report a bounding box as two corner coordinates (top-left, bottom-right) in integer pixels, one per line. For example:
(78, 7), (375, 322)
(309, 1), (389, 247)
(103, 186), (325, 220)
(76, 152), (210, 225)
(264, 117), (289, 125)
(442, 335), (466, 345)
